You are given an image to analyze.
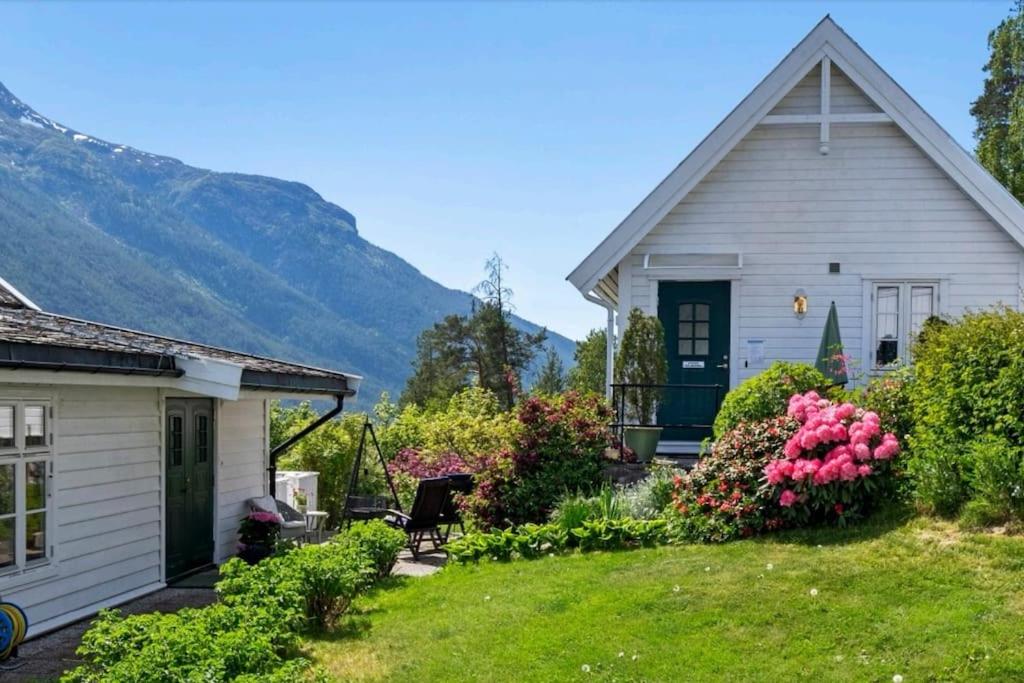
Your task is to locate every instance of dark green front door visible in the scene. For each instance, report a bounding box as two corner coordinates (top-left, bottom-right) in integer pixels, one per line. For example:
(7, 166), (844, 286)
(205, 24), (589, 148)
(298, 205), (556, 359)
(657, 281), (731, 442)
(165, 398), (215, 580)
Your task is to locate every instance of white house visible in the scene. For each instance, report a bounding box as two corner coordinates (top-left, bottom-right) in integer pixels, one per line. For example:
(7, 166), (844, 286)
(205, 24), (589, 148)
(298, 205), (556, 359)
(0, 275), (359, 636)
(569, 17), (1024, 453)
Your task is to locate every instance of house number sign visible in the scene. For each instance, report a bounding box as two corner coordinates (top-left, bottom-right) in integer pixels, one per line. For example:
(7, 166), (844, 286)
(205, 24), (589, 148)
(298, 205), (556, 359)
(682, 360), (705, 369)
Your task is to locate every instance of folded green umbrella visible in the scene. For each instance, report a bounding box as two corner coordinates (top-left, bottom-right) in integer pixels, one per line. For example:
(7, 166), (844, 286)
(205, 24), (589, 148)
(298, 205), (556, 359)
(816, 301), (848, 385)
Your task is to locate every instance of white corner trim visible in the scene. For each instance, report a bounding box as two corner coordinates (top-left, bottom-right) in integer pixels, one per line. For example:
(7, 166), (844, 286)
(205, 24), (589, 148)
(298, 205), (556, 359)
(0, 276), (40, 311)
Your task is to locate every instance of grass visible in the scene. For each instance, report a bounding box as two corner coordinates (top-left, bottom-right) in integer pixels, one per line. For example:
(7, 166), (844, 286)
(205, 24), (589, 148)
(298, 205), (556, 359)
(308, 513), (1024, 682)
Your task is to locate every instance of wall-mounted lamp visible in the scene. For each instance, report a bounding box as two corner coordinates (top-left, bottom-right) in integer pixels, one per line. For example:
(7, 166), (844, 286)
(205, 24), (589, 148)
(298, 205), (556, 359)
(793, 289), (808, 318)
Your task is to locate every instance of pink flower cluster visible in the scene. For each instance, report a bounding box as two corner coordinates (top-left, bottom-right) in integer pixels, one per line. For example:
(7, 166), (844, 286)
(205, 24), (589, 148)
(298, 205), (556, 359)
(765, 391), (900, 499)
(248, 510), (282, 524)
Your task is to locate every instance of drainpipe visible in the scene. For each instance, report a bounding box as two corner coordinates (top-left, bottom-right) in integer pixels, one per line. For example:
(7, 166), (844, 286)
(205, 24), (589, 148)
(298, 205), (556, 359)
(268, 394), (344, 497)
(584, 291), (616, 401)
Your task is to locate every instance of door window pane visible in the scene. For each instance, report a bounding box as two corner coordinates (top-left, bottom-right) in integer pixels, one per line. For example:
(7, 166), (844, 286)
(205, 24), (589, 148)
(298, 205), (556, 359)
(0, 518), (13, 570)
(694, 323), (709, 338)
(695, 340), (709, 356)
(876, 287), (899, 365)
(24, 406), (46, 447)
(25, 512), (45, 563)
(195, 415), (209, 463)
(0, 407), (13, 449)
(678, 323), (693, 338)
(678, 304), (693, 321)
(678, 302), (712, 357)
(695, 304), (710, 321)
(26, 461), (46, 512)
(910, 286), (934, 340)
(678, 339), (693, 355)
(170, 415), (183, 466)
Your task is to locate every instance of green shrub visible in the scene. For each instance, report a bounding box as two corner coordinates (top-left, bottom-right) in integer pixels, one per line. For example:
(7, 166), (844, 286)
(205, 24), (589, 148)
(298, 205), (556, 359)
(966, 433), (1024, 524)
(712, 362), (829, 437)
(908, 308), (1024, 519)
(61, 604), (306, 683)
(292, 541), (375, 629)
(857, 365), (916, 447)
(337, 520), (407, 580)
(620, 465), (678, 520)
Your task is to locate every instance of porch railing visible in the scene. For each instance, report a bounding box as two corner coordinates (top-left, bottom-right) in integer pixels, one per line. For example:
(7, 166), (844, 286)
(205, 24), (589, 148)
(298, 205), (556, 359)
(609, 382), (726, 456)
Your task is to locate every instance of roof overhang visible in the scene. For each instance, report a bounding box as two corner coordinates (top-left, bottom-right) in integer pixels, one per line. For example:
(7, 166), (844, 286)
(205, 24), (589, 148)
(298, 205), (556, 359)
(567, 15), (1024, 295)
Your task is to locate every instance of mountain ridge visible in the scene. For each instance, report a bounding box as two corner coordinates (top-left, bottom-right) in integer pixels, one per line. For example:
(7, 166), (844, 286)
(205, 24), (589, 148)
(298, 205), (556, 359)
(0, 80), (573, 400)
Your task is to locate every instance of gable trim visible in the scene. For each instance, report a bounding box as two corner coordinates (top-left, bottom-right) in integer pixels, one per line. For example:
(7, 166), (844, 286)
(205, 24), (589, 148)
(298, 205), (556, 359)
(567, 16), (1024, 294)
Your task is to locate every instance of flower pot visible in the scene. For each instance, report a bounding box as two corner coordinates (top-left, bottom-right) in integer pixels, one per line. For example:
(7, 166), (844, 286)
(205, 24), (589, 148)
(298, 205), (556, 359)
(237, 543), (274, 565)
(624, 426), (662, 463)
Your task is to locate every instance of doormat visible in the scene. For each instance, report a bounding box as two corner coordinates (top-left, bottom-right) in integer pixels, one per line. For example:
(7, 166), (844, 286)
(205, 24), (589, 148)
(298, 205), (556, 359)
(169, 568), (219, 589)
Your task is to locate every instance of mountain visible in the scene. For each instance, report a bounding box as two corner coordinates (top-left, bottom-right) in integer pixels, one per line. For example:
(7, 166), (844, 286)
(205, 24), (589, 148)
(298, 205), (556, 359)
(0, 81), (574, 401)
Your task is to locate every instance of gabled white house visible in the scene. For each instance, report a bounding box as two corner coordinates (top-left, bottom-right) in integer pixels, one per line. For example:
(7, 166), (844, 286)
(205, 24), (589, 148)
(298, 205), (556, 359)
(0, 276), (360, 636)
(569, 17), (1024, 452)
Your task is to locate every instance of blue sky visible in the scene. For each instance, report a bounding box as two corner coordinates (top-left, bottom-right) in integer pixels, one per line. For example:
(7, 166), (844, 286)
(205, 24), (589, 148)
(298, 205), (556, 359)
(0, 1), (1011, 341)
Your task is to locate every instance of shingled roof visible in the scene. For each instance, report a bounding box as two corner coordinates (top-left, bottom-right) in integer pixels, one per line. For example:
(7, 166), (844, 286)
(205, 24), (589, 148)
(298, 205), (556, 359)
(0, 279), (359, 396)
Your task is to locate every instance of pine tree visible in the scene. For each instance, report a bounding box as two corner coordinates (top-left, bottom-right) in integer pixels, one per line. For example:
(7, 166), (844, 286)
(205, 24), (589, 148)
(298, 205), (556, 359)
(972, 2), (1024, 200)
(567, 328), (607, 395)
(532, 346), (566, 395)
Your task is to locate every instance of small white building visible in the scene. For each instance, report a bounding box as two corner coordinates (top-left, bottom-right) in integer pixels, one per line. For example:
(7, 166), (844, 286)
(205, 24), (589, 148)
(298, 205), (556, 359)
(0, 276), (359, 636)
(569, 17), (1024, 453)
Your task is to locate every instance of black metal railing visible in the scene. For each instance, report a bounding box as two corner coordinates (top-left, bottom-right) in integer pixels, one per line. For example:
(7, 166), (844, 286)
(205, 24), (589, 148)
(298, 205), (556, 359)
(610, 382), (726, 455)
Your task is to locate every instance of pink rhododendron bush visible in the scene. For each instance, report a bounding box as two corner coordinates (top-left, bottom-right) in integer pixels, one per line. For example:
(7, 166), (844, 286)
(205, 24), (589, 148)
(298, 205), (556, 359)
(765, 390), (902, 525)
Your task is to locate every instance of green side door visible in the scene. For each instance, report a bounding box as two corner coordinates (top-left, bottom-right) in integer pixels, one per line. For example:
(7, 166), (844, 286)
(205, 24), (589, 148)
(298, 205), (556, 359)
(657, 281), (731, 442)
(165, 398), (215, 580)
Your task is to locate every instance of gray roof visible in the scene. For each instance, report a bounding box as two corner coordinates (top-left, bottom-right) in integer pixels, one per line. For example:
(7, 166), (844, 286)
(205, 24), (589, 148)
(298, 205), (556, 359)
(0, 280), (357, 395)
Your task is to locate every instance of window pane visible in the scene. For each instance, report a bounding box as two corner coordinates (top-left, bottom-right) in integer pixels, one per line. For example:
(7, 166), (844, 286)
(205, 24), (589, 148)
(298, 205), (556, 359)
(876, 286), (899, 365)
(678, 323), (693, 339)
(678, 339), (693, 355)
(695, 304), (710, 321)
(0, 464), (12, 516)
(170, 416), (183, 467)
(25, 405), (46, 447)
(694, 322), (709, 339)
(0, 518), (13, 570)
(195, 415), (208, 463)
(910, 286), (934, 339)
(26, 461), (46, 512)
(678, 304), (693, 321)
(26, 512), (45, 563)
(0, 407), (12, 448)
(694, 340), (709, 356)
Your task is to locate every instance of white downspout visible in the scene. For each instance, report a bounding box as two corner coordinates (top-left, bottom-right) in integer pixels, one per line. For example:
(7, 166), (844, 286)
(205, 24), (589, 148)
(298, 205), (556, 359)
(583, 292), (616, 400)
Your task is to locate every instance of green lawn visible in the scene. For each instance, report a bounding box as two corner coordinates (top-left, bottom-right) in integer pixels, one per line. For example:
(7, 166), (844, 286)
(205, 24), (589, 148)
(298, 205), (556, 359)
(309, 515), (1024, 682)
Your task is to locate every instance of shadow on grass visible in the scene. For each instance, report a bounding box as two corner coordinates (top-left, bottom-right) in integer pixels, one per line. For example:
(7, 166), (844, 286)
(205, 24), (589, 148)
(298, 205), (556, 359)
(306, 575), (413, 645)
(756, 502), (916, 548)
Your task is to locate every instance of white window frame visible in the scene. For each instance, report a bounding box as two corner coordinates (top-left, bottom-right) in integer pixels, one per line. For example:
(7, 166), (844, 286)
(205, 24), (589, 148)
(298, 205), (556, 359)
(868, 280), (940, 369)
(0, 400), (54, 578)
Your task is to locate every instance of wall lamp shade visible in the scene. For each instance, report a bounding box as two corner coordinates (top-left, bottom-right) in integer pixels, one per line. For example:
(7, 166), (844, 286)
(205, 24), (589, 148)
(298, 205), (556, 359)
(793, 290), (808, 318)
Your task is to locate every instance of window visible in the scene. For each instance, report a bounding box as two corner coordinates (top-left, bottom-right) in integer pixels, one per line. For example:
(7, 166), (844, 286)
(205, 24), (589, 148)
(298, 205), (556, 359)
(677, 303), (711, 356)
(872, 282), (938, 367)
(0, 401), (52, 574)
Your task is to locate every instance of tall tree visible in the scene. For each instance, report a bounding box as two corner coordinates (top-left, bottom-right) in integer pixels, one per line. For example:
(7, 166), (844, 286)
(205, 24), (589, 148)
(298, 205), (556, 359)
(972, 2), (1024, 200)
(401, 254), (546, 409)
(567, 328), (608, 395)
(532, 346), (566, 395)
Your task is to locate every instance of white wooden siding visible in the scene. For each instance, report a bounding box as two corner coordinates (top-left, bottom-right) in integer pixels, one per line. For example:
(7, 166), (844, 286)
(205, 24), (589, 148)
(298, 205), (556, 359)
(1, 385), (164, 636)
(625, 122), (1022, 384)
(214, 398), (268, 563)
(768, 63), (879, 116)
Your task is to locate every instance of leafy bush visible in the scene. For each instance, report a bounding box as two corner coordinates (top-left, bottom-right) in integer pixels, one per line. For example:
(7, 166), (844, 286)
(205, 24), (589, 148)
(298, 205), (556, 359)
(712, 362), (829, 438)
(340, 520), (407, 580)
(763, 391), (902, 525)
(387, 448), (470, 511)
(550, 484), (627, 531)
(670, 416), (799, 542)
(908, 309), (1024, 521)
(857, 365), (915, 447)
(963, 434), (1024, 527)
(445, 518), (667, 563)
(61, 604), (307, 683)
(466, 392), (612, 527)
(619, 465), (678, 520)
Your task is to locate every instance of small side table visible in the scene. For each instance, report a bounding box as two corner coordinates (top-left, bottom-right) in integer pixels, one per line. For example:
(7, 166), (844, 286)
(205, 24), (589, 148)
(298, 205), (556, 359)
(304, 510), (329, 544)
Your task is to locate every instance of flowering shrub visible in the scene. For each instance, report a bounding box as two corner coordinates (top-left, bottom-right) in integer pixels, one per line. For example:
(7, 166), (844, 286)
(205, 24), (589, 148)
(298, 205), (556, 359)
(670, 416), (799, 542)
(237, 511), (282, 562)
(465, 392), (613, 528)
(856, 365), (915, 447)
(387, 448), (471, 510)
(712, 361), (829, 438)
(764, 391), (901, 524)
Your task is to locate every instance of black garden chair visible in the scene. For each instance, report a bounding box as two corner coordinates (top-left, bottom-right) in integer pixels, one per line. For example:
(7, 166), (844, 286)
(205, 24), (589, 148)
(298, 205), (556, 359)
(440, 473), (474, 542)
(384, 477), (450, 559)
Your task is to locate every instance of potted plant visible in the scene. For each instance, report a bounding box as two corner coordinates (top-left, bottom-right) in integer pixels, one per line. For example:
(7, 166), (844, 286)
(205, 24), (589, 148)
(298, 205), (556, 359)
(293, 488), (308, 513)
(237, 511), (281, 564)
(614, 308), (668, 463)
